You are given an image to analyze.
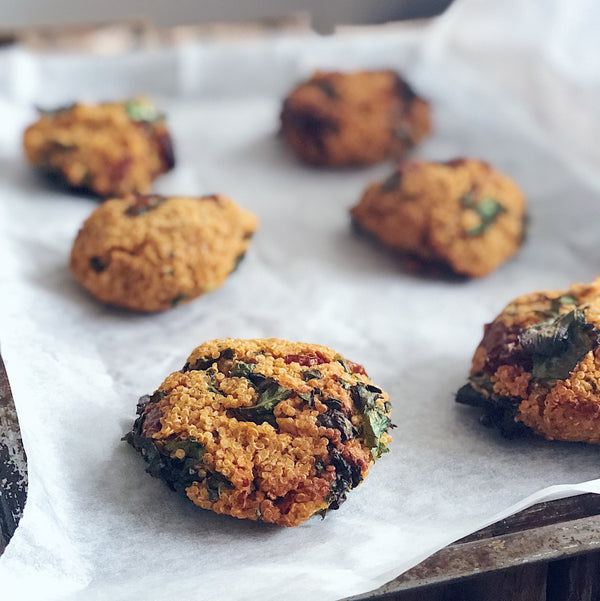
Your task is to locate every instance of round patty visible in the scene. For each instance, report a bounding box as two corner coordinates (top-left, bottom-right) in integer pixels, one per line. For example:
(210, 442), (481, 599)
(280, 70), (431, 166)
(351, 158), (526, 278)
(457, 279), (600, 442)
(23, 99), (174, 197)
(70, 194), (257, 312)
(124, 338), (393, 527)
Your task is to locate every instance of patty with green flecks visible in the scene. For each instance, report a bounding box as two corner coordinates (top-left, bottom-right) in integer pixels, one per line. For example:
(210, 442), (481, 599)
(457, 279), (600, 442)
(70, 194), (257, 312)
(351, 158), (526, 278)
(23, 99), (174, 197)
(123, 338), (393, 527)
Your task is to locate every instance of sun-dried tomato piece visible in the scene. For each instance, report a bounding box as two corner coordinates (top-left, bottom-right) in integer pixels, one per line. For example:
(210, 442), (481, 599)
(283, 352), (330, 367)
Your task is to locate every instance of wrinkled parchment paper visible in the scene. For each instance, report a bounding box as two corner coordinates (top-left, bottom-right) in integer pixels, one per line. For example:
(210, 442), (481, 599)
(1, 1), (600, 599)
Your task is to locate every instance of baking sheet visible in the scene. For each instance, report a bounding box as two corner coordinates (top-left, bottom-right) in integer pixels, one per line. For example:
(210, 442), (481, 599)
(1, 1), (600, 599)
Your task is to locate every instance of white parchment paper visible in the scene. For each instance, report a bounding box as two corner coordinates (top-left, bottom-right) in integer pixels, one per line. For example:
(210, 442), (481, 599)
(1, 1), (600, 599)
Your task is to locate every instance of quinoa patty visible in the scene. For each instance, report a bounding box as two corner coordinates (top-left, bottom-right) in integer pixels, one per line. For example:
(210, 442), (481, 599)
(70, 194), (257, 312)
(124, 339), (393, 527)
(351, 158), (526, 278)
(457, 279), (600, 442)
(280, 70), (431, 166)
(23, 99), (174, 197)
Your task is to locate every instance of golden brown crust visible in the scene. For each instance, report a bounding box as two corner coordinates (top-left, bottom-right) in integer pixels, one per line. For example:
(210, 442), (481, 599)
(280, 70), (431, 166)
(462, 279), (600, 443)
(23, 100), (174, 197)
(70, 194), (258, 312)
(351, 159), (526, 278)
(126, 338), (393, 527)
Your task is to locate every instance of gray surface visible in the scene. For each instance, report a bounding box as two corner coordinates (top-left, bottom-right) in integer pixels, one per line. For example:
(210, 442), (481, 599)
(0, 356), (27, 554)
(0, 0), (452, 31)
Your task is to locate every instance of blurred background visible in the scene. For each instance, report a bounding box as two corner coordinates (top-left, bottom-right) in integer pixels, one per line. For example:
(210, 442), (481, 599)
(0, 0), (453, 51)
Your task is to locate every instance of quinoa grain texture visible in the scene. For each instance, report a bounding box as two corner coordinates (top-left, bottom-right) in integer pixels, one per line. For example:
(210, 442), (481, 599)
(124, 339), (393, 527)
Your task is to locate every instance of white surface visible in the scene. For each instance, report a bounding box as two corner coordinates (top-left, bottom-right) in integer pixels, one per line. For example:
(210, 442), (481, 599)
(0, 1), (600, 599)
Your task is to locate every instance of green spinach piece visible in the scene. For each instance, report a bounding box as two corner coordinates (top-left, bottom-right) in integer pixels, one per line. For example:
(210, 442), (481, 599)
(461, 193), (506, 237)
(301, 368), (322, 381)
(381, 171), (401, 192)
(519, 309), (600, 384)
(183, 347), (234, 372)
(537, 294), (579, 320)
(298, 391), (315, 405)
(205, 367), (223, 395)
(335, 355), (353, 374)
(171, 294), (187, 307)
(311, 79), (338, 99)
(317, 400), (354, 442)
(326, 448), (362, 510)
(455, 377), (529, 439)
(123, 408), (205, 495)
(230, 361), (256, 379)
(231, 253), (246, 273)
(350, 383), (392, 458)
(231, 380), (294, 427)
(205, 471), (233, 502)
(350, 382), (382, 411)
(125, 195), (166, 216)
(124, 99), (163, 123)
(229, 359), (297, 426)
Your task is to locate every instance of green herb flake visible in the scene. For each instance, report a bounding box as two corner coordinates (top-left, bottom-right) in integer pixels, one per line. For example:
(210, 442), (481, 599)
(301, 369), (322, 381)
(124, 99), (163, 123)
(461, 194), (506, 237)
